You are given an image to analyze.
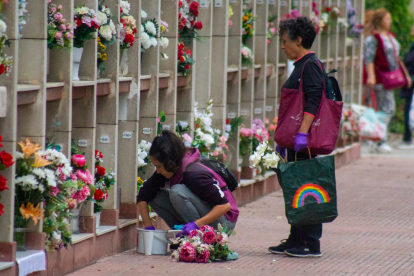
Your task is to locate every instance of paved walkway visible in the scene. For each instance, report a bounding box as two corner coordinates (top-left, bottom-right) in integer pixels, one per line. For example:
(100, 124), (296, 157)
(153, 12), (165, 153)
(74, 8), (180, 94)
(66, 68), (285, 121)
(69, 154), (414, 276)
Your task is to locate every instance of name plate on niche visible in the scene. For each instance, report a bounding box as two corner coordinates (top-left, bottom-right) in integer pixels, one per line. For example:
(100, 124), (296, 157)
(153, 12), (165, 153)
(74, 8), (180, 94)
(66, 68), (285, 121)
(302, 1), (309, 6)
(228, 112), (236, 119)
(269, 0), (275, 4)
(265, 105), (272, 112)
(257, 0), (264, 4)
(243, 0), (249, 3)
(122, 132), (132, 139)
(100, 136), (110, 144)
(142, 128), (152, 135)
(292, 0), (298, 6)
(214, 0), (222, 7)
(230, 0), (237, 3)
(280, 0), (287, 6)
(77, 140), (87, 147)
(254, 108), (262, 114)
(162, 125), (171, 130)
(240, 110), (248, 116)
(200, 0), (208, 7)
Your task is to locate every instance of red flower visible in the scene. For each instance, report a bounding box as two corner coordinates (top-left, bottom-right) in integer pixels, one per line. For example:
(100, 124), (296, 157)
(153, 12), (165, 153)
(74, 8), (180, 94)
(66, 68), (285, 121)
(325, 7), (331, 12)
(194, 21), (203, 30)
(0, 175), (8, 192)
(94, 189), (104, 200)
(94, 23), (100, 29)
(0, 64), (5, 75)
(0, 151), (14, 168)
(133, 28), (137, 34)
(180, 56), (185, 63)
(184, 64), (191, 70)
(192, 9), (199, 17)
(186, 49), (192, 56)
(0, 135), (3, 147)
(125, 33), (134, 45)
(178, 49), (184, 58)
(189, 1), (199, 13)
(178, 12), (182, 19)
(226, 119), (230, 124)
(179, 0), (183, 8)
(0, 203), (4, 216)
(76, 18), (82, 27)
(195, 123), (200, 129)
(96, 165), (106, 176)
(120, 7), (123, 13)
(178, 42), (185, 50)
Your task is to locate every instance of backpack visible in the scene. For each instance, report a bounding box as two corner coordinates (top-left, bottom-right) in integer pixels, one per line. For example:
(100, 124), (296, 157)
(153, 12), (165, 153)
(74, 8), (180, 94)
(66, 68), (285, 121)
(199, 157), (239, 192)
(325, 69), (343, 101)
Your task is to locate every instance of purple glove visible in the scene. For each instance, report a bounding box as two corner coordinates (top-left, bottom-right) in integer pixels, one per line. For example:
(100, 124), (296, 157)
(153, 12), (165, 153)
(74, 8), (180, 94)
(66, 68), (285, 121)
(144, 226), (155, 230)
(294, 132), (308, 152)
(178, 222), (199, 236)
(276, 145), (286, 159)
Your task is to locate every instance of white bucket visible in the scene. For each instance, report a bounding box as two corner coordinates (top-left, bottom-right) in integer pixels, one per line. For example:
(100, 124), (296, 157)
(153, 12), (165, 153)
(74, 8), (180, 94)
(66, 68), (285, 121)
(136, 228), (181, 255)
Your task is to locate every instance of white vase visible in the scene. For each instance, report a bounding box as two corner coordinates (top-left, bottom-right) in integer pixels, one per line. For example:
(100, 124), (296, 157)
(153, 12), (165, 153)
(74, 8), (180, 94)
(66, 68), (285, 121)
(119, 49), (129, 77)
(95, 212), (101, 229)
(72, 47), (84, 81)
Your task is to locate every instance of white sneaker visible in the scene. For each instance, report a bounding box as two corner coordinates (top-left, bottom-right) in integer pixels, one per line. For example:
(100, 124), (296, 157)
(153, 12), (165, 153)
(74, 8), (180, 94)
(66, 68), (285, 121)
(377, 143), (392, 153)
(396, 142), (414, 150)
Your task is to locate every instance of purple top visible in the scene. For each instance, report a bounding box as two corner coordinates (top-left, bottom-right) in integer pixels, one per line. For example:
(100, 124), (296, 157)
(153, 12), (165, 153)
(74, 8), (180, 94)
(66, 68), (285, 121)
(137, 148), (239, 223)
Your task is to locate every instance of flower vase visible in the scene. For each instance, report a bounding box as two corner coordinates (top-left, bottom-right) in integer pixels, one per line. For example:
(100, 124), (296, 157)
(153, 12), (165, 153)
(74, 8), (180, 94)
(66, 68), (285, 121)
(119, 49), (129, 77)
(14, 228), (28, 251)
(72, 47), (84, 81)
(94, 212), (101, 229)
(69, 203), (84, 234)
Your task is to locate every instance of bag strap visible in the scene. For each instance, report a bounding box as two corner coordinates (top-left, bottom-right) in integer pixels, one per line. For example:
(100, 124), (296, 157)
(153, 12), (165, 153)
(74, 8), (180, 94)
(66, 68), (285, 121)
(294, 147), (312, 162)
(299, 57), (327, 100)
(387, 32), (400, 64)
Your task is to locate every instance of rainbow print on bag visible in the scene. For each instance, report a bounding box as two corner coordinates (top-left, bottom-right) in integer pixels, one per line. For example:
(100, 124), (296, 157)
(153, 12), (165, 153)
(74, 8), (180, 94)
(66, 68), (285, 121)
(292, 183), (330, 209)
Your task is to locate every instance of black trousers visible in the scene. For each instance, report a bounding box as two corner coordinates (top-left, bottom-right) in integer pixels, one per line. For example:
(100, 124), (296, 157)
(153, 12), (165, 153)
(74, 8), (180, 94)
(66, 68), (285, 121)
(403, 95), (413, 143)
(286, 148), (322, 250)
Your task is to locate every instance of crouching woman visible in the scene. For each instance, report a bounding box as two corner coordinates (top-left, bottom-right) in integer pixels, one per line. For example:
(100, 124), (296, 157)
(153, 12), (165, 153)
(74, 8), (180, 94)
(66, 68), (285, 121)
(137, 130), (239, 235)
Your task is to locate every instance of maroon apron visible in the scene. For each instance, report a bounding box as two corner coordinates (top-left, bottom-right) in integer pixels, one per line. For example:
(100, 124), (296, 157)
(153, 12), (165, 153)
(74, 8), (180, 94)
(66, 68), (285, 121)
(274, 59), (343, 155)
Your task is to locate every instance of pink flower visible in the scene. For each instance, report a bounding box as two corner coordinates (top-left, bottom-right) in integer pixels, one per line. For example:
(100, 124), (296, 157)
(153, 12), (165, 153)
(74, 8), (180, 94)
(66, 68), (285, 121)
(85, 169), (93, 185)
(57, 4), (62, 9)
(58, 168), (66, 182)
(240, 127), (254, 138)
(65, 32), (72, 39)
(219, 135), (227, 143)
(55, 13), (63, 21)
(55, 31), (62, 39)
(51, 6), (57, 13)
(196, 250), (210, 263)
(81, 16), (92, 27)
(228, 19), (233, 27)
(66, 23), (72, 30)
(255, 134), (263, 143)
(76, 169), (88, 183)
(212, 150), (220, 157)
(157, 117), (161, 123)
(70, 173), (77, 181)
(75, 185), (91, 203)
(291, 9), (301, 19)
(179, 244), (196, 262)
(188, 230), (199, 238)
(270, 27), (276, 34)
(182, 133), (193, 143)
(241, 48), (248, 58)
(60, 24), (66, 31)
(267, 39), (270, 44)
(72, 154), (86, 167)
(50, 186), (60, 197)
(202, 231), (216, 245)
(200, 225), (214, 233)
(222, 153), (227, 162)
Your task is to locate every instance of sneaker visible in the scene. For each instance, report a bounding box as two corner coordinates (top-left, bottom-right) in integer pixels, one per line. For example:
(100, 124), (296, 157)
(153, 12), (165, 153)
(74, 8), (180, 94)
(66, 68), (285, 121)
(284, 245), (322, 258)
(377, 143), (392, 153)
(396, 142), (414, 150)
(268, 239), (297, 255)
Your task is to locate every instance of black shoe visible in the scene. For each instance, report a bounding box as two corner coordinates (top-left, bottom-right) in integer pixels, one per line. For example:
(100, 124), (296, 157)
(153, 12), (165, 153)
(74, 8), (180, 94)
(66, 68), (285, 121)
(268, 239), (297, 255)
(284, 245), (322, 258)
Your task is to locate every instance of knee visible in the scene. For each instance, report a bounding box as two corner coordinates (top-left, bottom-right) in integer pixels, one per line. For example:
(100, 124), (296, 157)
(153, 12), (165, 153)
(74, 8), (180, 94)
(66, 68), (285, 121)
(169, 184), (188, 199)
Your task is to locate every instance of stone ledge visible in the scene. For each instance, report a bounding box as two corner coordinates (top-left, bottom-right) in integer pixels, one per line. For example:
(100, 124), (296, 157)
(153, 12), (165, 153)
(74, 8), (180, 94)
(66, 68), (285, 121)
(71, 233), (94, 244)
(118, 219), (138, 229)
(96, 226), (117, 236)
(0, 262), (13, 271)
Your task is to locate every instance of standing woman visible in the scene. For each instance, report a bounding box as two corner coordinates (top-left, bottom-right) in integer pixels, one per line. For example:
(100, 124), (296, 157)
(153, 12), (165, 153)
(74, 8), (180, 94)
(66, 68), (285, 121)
(364, 8), (412, 153)
(269, 17), (325, 258)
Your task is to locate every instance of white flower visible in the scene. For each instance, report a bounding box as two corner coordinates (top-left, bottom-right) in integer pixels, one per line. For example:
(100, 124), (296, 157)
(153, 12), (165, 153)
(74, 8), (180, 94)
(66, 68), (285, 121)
(44, 168), (57, 187)
(214, 129), (221, 135)
(33, 168), (46, 179)
(141, 10), (147, 19)
(256, 142), (268, 156)
(15, 152), (24, 159)
(171, 250), (180, 261)
(97, 11), (107, 25)
(200, 116), (212, 128)
(179, 121), (188, 128)
(51, 231), (62, 241)
(76, 6), (90, 15)
(38, 185), (45, 193)
(16, 175), (38, 187)
(150, 37), (157, 47)
(140, 24), (144, 33)
(120, 0), (131, 14)
(249, 152), (262, 168)
(204, 134), (214, 147)
(225, 124), (231, 132)
(262, 152), (280, 169)
(145, 21), (157, 35)
(160, 37), (169, 48)
(109, 20), (116, 34)
(0, 19), (7, 33)
(99, 24), (113, 41)
(224, 132), (229, 139)
(141, 32), (151, 49)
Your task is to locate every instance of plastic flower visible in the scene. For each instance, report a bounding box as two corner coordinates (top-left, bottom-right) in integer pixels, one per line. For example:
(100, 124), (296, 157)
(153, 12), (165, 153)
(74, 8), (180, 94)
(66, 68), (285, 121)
(0, 175), (8, 192)
(72, 154), (86, 167)
(34, 153), (53, 168)
(200, 225), (214, 233)
(202, 230), (216, 245)
(195, 250), (210, 263)
(19, 203), (45, 225)
(262, 152), (280, 169)
(179, 243), (196, 262)
(240, 127), (254, 138)
(0, 203), (4, 216)
(18, 139), (42, 158)
(249, 151), (262, 168)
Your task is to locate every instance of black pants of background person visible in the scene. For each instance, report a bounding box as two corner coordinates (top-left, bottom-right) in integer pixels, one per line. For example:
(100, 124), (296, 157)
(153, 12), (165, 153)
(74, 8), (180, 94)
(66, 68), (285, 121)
(403, 95), (413, 143)
(286, 148), (322, 251)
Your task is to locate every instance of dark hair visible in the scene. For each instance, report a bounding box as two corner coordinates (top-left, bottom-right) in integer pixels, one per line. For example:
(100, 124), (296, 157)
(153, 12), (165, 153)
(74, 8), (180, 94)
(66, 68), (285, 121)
(149, 130), (186, 173)
(278, 17), (316, 49)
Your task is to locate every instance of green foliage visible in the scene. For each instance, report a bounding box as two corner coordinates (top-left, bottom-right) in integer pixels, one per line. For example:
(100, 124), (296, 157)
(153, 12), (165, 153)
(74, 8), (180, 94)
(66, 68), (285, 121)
(157, 110), (166, 135)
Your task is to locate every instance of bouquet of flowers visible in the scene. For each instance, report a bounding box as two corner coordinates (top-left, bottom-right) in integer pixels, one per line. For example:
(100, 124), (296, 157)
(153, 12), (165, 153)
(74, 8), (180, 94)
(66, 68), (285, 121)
(159, 20), (169, 59)
(239, 127), (254, 156)
(239, 119), (269, 157)
(318, 7), (330, 31)
(140, 10), (157, 51)
(97, 3), (117, 72)
(177, 41), (194, 76)
(310, 2), (320, 34)
(241, 45), (253, 66)
(228, 5), (234, 28)
(267, 14), (277, 44)
(178, 0), (203, 44)
(93, 150), (115, 213)
(70, 143), (93, 207)
(120, 0), (137, 49)
(265, 117), (277, 141)
(249, 141), (283, 176)
(242, 9), (256, 44)
(0, 135), (14, 217)
(47, 2), (73, 50)
(73, 6), (101, 48)
(138, 140), (152, 175)
(225, 117), (245, 140)
(346, 0), (363, 39)
(0, 19), (13, 76)
(282, 9), (301, 21)
(171, 224), (235, 263)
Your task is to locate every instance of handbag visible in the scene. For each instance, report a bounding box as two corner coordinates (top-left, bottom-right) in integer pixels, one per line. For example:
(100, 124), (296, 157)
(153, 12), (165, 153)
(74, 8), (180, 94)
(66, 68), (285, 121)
(377, 34), (407, 90)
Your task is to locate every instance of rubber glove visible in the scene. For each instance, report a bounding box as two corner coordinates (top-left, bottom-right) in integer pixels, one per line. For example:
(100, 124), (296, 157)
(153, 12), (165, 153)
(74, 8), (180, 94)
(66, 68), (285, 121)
(144, 226), (155, 230)
(173, 225), (184, 230)
(294, 132), (308, 152)
(276, 145), (286, 159)
(178, 222), (199, 236)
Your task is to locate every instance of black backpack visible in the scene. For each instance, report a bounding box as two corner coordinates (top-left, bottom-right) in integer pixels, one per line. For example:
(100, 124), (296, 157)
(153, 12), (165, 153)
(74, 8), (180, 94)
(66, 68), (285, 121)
(325, 69), (342, 101)
(199, 157), (239, 192)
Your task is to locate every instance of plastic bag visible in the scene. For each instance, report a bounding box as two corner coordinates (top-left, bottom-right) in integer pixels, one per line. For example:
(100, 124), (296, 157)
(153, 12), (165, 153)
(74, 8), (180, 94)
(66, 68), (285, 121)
(358, 107), (387, 141)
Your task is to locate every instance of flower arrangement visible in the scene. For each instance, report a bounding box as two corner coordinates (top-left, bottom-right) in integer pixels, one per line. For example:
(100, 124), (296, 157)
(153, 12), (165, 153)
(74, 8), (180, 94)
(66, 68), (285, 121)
(97, 3), (117, 73)
(267, 14), (277, 44)
(239, 127), (254, 156)
(249, 141), (283, 176)
(0, 135), (14, 217)
(171, 224), (235, 263)
(310, 2), (320, 34)
(282, 9), (301, 21)
(138, 140), (152, 175)
(47, 2), (73, 50)
(225, 117), (245, 140)
(18, 0), (28, 35)
(239, 119), (269, 157)
(241, 45), (253, 66)
(120, 0), (137, 49)
(228, 5), (234, 28)
(177, 41), (194, 76)
(73, 6), (101, 48)
(346, 0), (363, 39)
(70, 143), (94, 207)
(178, 0), (203, 44)
(93, 150), (115, 213)
(176, 121), (191, 141)
(140, 10), (169, 59)
(242, 9), (256, 44)
(0, 19), (13, 76)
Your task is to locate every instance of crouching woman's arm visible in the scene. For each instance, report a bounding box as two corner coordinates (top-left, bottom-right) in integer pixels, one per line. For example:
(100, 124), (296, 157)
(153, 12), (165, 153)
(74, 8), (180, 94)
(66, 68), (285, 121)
(195, 203), (231, 227)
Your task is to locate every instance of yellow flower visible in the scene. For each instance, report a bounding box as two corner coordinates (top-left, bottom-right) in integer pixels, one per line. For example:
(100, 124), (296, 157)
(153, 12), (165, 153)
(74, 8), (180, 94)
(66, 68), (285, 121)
(160, 25), (166, 32)
(100, 53), (107, 61)
(33, 153), (53, 168)
(18, 139), (42, 158)
(243, 16), (249, 21)
(137, 177), (143, 184)
(97, 37), (101, 42)
(229, 6), (234, 18)
(19, 203), (45, 226)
